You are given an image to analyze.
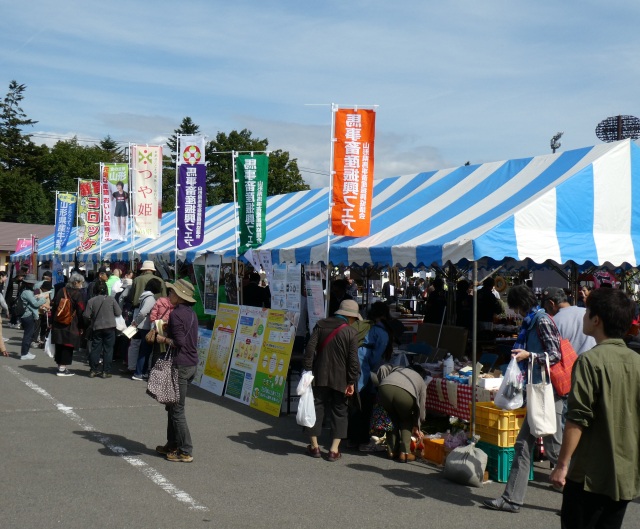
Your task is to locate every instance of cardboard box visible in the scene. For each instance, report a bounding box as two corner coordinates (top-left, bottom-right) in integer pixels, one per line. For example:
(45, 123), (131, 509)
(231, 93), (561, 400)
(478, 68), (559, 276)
(477, 377), (503, 390)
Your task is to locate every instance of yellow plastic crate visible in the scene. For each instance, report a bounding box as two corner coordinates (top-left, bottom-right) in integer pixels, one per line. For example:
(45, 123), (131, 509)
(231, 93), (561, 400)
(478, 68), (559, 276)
(422, 438), (446, 465)
(471, 402), (526, 448)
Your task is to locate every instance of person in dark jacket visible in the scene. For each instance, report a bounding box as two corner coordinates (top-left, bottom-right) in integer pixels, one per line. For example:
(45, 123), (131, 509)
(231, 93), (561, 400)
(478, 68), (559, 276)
(154, 279), (199, 463)
(242, 272), (271, 308)
(51, 272), (86, 376)
(477, 277), (503, 330)
(83, 280), (122, 378)
(303, 299), (361, 462)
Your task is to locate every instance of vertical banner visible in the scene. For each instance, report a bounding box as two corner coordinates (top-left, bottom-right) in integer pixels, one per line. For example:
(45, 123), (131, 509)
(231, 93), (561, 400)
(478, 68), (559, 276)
(131, 145), (162, 239)
(236, 154), (268, 254)
(30, 235), (38, 275)
(54, 192), (77, 254)
(15, 238), (31, 254)
(102, 163), (129, 241)
(331, 108), (376, 236)
(177, 164), (206, 250)
(78, 180), (101, 253)
(178, 135), (206, 166)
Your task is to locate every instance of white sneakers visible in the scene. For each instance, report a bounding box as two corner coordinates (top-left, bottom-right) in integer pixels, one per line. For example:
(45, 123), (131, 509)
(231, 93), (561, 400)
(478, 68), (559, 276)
(20, 353), (36, 360)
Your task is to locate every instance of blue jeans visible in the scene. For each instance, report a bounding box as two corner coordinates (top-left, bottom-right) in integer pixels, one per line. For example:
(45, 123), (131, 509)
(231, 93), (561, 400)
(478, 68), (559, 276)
(134, 331), (153, 377)
(166, 365), (196, 455)
(20, 315), (36, 356)
(89, 328), (116, 373)
(502, 394), (564, 505)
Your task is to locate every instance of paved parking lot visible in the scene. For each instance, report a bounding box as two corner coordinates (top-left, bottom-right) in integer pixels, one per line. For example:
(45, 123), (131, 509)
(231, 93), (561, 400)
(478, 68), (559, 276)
(1, 325), (638, 529)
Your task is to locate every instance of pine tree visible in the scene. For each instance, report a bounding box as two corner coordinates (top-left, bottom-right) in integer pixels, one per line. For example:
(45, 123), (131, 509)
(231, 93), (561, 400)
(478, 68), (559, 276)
(0, 80), (38, 171)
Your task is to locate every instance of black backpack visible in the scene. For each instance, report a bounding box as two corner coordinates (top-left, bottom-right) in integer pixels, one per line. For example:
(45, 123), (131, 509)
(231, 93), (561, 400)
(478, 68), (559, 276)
(14, 295), (26, 318)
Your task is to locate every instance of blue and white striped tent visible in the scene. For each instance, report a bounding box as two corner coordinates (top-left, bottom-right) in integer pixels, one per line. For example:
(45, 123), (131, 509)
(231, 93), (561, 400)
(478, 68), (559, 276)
(14, 139), (640, 269)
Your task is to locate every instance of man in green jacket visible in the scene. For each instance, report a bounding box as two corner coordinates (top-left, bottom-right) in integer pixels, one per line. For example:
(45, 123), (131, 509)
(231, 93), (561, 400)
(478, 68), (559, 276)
(550, 288), (640, 529)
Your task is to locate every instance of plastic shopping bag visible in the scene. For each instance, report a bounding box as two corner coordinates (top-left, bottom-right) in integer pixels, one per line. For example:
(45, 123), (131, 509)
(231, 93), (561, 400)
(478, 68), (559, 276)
(115, 315), (127, 332)
(494, 357), (524, 410)
(44, 333), (54, 358)
(296, 371), (316, 428)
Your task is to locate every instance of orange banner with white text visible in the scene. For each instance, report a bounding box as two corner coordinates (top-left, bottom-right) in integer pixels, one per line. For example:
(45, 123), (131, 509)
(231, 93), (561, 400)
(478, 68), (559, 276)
(331, 108), (375, 237)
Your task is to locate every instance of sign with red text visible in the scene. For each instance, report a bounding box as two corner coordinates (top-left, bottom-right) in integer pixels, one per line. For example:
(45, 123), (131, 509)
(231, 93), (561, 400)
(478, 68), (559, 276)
(331, 108), (376, 236)
(78, 180), (101, 252)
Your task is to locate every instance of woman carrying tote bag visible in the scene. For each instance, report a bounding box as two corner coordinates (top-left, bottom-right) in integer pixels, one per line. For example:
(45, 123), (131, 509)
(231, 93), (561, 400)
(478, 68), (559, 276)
(484, 284), (564, 513)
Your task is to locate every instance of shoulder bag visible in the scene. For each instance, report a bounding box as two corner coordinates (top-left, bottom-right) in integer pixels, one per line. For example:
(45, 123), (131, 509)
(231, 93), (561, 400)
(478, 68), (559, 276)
(526, 353), (557, 437)
(539, 317), (578, 397)
(146, 348), (180, 404)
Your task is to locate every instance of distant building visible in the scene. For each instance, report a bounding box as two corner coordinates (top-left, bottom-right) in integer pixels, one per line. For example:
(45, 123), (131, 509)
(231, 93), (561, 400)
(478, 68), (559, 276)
(0, 222), (55, 272)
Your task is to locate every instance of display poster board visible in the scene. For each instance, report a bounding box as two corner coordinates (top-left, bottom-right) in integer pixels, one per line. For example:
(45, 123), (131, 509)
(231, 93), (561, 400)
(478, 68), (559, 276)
(270, 263), (301, 312)
(223, 306), (269, 404)
(249, 309), (296, 417)
(305, 263), (325, 331)
(200, 303), (240, 395)
(192, 328), (212, 387)
(204, 253), (221, 315)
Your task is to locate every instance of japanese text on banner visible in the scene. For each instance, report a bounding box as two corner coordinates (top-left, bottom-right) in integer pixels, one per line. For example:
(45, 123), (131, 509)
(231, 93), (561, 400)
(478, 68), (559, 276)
(132, 145), (162, 239)
(78, 180), (101, 252)
(54, 192), (77, 254)
(236, 154), (268, 254)
(331, 108), (376, 237)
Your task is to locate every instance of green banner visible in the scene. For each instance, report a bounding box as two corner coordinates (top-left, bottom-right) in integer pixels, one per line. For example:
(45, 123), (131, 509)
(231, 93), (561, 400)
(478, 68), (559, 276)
(236, 154), (268, 254)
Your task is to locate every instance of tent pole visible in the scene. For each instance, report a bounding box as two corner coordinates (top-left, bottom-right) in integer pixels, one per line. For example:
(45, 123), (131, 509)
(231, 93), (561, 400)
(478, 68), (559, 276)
(471, 260), (478, 439)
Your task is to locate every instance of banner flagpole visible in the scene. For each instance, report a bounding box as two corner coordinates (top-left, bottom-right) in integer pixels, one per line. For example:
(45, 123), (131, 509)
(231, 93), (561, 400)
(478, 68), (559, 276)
(98, 163), (103, 264)
(128, 143), (135, 269)
(175, 135), (181, 281)
(325, 103), (338, 317)
(232, 150), (240, 305)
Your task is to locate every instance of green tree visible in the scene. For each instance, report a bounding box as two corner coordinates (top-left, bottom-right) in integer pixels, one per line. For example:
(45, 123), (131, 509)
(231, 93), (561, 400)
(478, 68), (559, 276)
(38, 137), (112, 195)
(0, 167), (52, 222)
(99, 135), (126, 161)
(162, 117), (204, 211)
(266, 149), (309, 195)
(205, 129), (308, 205)
(0, 80), (39, 172)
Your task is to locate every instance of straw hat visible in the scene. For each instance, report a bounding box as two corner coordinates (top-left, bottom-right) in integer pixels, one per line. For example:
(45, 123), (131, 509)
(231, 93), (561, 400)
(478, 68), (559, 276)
(140, 260), (156, 272)
(166, 279), (196, 303)
(335, 299), (362, 320)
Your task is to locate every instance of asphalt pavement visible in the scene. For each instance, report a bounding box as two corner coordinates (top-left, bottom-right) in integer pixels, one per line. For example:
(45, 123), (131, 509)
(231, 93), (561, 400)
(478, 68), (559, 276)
(1, 323), (638, 529)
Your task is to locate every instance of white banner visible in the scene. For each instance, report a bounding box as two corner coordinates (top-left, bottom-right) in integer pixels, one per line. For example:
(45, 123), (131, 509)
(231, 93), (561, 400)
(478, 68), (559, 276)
(131, 145), (162, 239)
(178, 135), (206, 166)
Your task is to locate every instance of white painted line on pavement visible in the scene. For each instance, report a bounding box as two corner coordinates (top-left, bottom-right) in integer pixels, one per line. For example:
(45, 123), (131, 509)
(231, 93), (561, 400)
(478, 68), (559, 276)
(5, 366), (208, 512)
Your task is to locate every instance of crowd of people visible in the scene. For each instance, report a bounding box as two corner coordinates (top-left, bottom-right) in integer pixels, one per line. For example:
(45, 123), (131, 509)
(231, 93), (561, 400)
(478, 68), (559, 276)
(3, 260), (199, 464)
(2, 264), (639, 527)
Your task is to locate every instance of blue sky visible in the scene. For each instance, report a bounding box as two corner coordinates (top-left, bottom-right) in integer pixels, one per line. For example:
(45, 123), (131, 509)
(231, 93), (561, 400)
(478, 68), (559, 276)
(2, 1), (639, 188)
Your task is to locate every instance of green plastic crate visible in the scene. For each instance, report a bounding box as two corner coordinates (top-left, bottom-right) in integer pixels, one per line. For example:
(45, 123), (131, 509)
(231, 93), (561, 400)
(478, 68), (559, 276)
(477, 441), (534, 483)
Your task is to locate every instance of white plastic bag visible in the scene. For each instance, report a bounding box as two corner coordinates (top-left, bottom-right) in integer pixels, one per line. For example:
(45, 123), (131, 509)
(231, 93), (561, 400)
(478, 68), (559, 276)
(526, 353), (557, 437)
(44, 333), (54, 358)
(115, 315), (127, 332)
(443, 442), (488, 488)
(296, 371), (316, 428)
(494, 357), (524, 410)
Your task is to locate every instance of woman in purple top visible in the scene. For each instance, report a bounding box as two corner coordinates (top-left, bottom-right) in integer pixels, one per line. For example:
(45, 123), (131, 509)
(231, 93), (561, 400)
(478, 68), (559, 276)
(153, 279), (198, 463)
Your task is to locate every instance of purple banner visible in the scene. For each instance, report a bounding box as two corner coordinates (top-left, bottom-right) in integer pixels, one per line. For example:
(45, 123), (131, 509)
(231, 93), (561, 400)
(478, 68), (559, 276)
(177, 164), (206, 250)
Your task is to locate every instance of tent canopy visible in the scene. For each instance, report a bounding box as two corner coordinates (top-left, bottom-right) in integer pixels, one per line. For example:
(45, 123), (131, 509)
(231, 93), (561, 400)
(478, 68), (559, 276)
(15, 139), (640, 270)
